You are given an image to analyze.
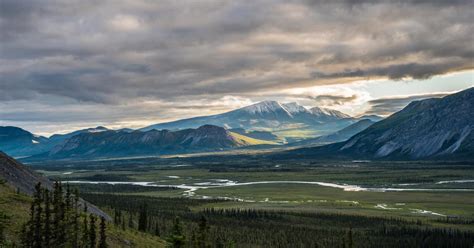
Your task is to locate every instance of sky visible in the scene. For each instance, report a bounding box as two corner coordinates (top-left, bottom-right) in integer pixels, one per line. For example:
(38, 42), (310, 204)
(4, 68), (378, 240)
(0, 0), (473, 136)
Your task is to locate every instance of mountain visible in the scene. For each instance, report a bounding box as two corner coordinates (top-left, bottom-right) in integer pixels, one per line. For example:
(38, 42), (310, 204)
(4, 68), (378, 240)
(356, 115), (384, 122)
(0, 151), (110, 219)
(141, 101), (354, 139)
(0, 126), (112, 157)
(48, 126), (109, 143)
(35, 125), (274, 160)
(280, 88), (474, 160)
(0, 126), (51, 157)
(309, 107), (351, 120)
(288, 119), (375, 147)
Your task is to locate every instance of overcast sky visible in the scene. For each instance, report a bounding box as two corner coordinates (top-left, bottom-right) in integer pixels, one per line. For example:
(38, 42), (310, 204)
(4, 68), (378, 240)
(1, 0), (473, 135)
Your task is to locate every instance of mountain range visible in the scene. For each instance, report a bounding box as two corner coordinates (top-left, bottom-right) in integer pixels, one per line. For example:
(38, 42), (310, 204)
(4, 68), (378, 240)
(30, 125), (274, 160)
(280, 87), (474, 160)
(0, 126), (111, 157)
(1, 101), (366, 159)
(141, 101), (357, 139)
(4, 87), (473, 161)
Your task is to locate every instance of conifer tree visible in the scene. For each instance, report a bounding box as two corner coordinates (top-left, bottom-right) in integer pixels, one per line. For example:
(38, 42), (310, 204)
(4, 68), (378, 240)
(82, 214), (89, 248)
(167, 217), (185, 248)
(128, 212), (134, 229)
(89, 214), (97, 248)
(154, 221), (160, 237)
(138, 203), (148, 232)
(32, 182), (43, 248)
(43, 189), (51, 247)
(348, 226), (353, 248)
(197, 215), (210, 248)
(73, 188), (80, 248)
(98, 216), (108, 248)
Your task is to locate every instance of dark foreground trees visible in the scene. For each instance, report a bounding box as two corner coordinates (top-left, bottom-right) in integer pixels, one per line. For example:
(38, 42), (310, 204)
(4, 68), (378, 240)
(21, 182), (108, 248)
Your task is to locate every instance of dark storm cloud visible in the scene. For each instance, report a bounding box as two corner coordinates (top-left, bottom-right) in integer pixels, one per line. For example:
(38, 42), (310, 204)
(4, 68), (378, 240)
(313, 62), (469, 80)
(0, 0), (472, 130)
(365, 93), (449, 116)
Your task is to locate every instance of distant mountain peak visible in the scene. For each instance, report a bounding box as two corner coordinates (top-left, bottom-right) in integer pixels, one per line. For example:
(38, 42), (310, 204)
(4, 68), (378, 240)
(282, 102), (310, 114)
(241, 100), (288, 114)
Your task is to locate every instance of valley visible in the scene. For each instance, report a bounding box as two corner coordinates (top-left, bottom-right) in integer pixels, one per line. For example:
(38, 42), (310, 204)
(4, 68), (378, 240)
(34, 157), (474, 228)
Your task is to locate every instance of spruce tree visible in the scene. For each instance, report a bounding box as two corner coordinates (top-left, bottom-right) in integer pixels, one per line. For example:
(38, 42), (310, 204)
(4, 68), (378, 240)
(32, 182), (43, 248)
(98, 217), (108, 248)
(197, 215), (210, 248)
(43, 189), (52, 247)
(73, 188), (80, 248)
(128, 212), (134, 229)
(348, 226), (353, 248)
(89, 214), (97, 248)
(138, 203), (148, 232)
(167, 216), (185, 248)
(154, 221), (160, 237)
(82, 214), (89, 248)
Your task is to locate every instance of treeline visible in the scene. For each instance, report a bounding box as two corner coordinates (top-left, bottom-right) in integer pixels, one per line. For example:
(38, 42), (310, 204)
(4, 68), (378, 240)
(81, 193), (474, 248)
(21, 182), (108, 248)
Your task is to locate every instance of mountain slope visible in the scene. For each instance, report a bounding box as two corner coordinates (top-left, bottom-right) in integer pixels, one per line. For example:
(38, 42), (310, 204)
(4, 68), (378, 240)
(141, 101), (353, 137)
(0, 152), (165, 247)
(0, 126), (111, 158)
(37, 125), (272, 160)
(0, 126), (51, 157)
(289, 119), (375, 147)
(281, 88), (474, 160)
(0, 152), (110, 219)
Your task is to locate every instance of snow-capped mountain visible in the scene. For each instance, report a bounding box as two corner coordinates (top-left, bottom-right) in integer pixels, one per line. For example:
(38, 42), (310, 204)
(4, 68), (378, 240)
(141, 101), (354, 138)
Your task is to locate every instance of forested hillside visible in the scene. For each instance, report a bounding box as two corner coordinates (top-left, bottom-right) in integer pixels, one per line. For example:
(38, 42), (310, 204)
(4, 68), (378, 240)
(0, 181), (165, 247)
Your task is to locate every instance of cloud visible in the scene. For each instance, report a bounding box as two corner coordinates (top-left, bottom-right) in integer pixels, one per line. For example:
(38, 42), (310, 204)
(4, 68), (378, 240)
(307, 94), (358, 106)
(365, 92), (449, 116)
(108, 15), (143, 31)
(0, 0), (472, 132)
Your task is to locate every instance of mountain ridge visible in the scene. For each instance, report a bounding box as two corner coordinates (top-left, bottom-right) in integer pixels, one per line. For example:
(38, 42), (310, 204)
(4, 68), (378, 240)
(278, 88), (474, 160)
(30, 125), (273, 160)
